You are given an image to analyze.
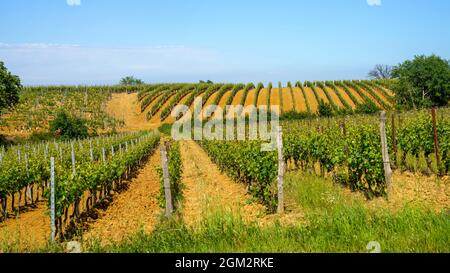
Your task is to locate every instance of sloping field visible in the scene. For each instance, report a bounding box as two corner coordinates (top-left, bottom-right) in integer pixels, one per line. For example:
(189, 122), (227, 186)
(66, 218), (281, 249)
(231, 89), (244, 106)
(218, 90), (232, 107)
(293, 88), (308, 112)
(323, 86), (344, 108)
(336, 87), (357, 109)
(127, 80), (395, 128)
(346, 87), (365, 104)
(315, 86), (329, 104)
(303, 87), (319, 112)
(270, 88), (281, 114)
(163, 93), (191, 124)
(244, 88), (257, 107)
(282, 88), (294, 112)
(107, 93), (158, 131)
(257, 88), (269, 106)
(3, 80), (394, 137)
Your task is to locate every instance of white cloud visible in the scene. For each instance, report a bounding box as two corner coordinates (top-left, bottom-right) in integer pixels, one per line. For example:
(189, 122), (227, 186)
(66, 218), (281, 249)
(367, 0), (381, 6)
(0, 43), (222, 85)
(66, 0), (81, 6)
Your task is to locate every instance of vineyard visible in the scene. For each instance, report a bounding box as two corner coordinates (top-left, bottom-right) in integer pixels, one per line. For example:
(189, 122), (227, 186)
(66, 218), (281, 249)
(199, 108), (450, 211)
(0, 131), (160, 237)
(136, 80), (395, 122)
(0, 86), (127, 137)
(0, 79), (449, 253)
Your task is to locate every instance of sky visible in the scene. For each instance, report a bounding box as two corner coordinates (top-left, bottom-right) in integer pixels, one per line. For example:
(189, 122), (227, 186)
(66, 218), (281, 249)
(0, 0), (449, 85)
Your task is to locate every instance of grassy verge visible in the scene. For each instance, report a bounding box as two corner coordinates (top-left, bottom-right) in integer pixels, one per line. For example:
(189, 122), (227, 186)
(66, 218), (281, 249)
(85, 173), (449, 253)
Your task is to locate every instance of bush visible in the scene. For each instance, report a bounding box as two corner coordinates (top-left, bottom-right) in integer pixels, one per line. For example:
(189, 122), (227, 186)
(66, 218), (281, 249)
(29, 131), (54, 142)
(318, 100), (334, 117)
(50, 110), (89, 140)
(355, 101), (380, 114)
(280, 111), (313, 121)
(158, 123), (173, 136)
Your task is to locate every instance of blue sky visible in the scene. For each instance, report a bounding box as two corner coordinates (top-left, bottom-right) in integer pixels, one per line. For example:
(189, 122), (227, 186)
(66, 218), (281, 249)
(0, 0), (449, 85)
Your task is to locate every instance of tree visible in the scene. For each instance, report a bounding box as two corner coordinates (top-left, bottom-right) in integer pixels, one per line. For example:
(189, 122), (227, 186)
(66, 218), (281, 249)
(392, 55), (450, 109)
(368, 64), (392, 79)
(50, 110), (89, 140)
(0, 61), (21, 113)
(120, 76), (144, 85)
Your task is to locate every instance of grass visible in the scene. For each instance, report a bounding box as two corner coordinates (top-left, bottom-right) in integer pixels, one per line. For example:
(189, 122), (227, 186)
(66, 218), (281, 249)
(85, 207), (449, 253)
(4, 171), (448, 253)
(84, 173), (449, 253)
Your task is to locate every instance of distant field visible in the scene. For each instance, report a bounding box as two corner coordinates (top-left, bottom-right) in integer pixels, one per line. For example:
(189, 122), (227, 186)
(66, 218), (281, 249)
(137, 79), (395, 123)
(0, 80), (394, 137)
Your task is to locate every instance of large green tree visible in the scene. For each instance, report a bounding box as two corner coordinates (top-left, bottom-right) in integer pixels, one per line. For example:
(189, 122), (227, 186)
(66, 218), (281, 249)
(120, 76), (144, 85)
(392, 55), (450, 109)
(0, 61), (21, 113)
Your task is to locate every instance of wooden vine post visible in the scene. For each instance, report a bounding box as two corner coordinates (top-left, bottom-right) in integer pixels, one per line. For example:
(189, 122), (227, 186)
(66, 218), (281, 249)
(341, 118), (348, 158)
(276, 126), (285, 214)
(392, 112), (397, 165)
(50, 157), (56, 243)
(431, 108), (441, 170)
(71, 142), (81, 219)
(380, 111), (392, 191)
(160, 143), (173, 217)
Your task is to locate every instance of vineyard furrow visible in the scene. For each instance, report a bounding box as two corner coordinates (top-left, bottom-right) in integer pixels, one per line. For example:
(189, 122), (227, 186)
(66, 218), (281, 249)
(270, 88), (281, 114)
(83, 147), (162, 246)
(163, 92), (192, 124)
(0, 202), (49, 251)
(179, 141), (265, 227)
(231, 89), (245, 106)
(293, 87), (308, 113)
(245, 88), (257, 107)
(303, 87), (319, 113)
(335, 86), (357, 109)
(282, 88), (295, 112)
(257, 88), (269, 106)
(323, 86), (344, 109)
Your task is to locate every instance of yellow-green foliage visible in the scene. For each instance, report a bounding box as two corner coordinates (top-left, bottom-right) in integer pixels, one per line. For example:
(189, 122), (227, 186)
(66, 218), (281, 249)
(405, 152), (417, 172)
(418, 151), (430, 175)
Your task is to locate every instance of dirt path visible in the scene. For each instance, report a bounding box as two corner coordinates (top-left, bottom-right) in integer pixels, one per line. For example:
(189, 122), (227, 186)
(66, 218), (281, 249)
(106, 93), (159, 132)
(0, 202), (50, 252)
(179, 141), (266, 227)
(83, 149), (162, 246)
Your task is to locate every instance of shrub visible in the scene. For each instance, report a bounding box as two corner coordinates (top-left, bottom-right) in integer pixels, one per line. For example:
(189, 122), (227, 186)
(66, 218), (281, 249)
(318, 100), (334, 117)
(280, 111), (313, 121)
(50, 110), (89, 140)
(355, 101), (380, 114)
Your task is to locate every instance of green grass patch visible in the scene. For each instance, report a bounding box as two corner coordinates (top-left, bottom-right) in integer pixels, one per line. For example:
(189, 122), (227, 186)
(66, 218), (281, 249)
(87, 173), (450, 253)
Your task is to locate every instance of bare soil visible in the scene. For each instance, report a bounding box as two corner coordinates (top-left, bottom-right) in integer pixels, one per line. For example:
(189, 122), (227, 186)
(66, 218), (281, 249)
(180, 140), (266, 227)
(82, 148), (162, 246)
(0, 201), (50, 252)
